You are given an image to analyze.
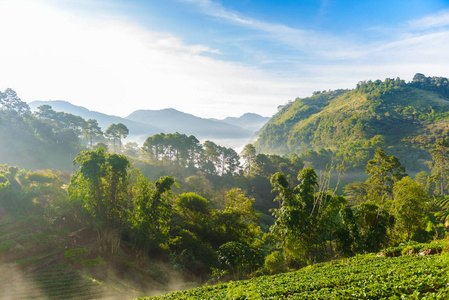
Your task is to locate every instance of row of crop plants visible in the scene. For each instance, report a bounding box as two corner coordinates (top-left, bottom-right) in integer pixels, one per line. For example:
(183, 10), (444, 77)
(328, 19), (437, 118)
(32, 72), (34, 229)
(0, 214), (112, 299)
(141, 241), (449, 300)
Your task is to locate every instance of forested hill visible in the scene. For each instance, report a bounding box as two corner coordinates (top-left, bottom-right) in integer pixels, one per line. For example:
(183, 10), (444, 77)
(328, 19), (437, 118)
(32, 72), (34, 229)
(255, 73), (449, 171)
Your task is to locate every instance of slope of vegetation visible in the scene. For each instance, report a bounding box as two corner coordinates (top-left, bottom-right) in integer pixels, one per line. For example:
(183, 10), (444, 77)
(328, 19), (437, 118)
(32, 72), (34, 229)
(255, 74), (449, 171)
(143, 242), (449, 299)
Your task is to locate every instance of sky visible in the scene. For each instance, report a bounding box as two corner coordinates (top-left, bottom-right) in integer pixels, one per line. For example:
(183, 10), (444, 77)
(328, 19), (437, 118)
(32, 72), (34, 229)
(0, 0), (449, 119)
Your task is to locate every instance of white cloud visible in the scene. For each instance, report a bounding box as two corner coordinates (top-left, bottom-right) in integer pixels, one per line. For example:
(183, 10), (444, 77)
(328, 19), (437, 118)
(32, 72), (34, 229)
(407, 9), (449, 30)
(1, 0), (449, 122)
(177, 0), (345, 55)
(0, 0), (299, 118)
(179, 0), (449, 71)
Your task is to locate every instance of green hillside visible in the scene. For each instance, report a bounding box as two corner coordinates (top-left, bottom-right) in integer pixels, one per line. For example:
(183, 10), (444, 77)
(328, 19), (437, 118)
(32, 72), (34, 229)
(143, 242), (449, 299)
(255, 74), (449, 171)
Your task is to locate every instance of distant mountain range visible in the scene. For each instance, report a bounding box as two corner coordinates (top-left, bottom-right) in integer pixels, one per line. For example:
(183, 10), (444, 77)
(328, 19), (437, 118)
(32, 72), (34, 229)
(218, 113), (270, 132)
(28, 100), (269, 147)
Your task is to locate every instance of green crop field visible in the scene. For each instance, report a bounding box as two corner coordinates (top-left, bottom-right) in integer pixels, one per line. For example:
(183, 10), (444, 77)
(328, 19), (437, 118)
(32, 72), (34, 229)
(142, 245), (449, 300)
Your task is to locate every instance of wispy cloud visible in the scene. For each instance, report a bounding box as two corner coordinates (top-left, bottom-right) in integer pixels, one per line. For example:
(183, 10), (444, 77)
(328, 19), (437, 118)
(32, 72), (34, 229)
(178, 0), (345, 56)
(407, 9), (449, 30)
(179, 0), (449, 66)
(1, 0), (448, 121)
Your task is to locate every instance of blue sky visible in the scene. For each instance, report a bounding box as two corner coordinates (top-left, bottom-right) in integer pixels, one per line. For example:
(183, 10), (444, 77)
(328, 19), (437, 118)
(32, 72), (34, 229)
(0, 0), (448, 118)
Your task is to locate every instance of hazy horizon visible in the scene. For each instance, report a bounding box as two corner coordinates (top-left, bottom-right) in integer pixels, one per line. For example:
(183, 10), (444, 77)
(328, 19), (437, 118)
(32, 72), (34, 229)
(27, 99), (272, 119)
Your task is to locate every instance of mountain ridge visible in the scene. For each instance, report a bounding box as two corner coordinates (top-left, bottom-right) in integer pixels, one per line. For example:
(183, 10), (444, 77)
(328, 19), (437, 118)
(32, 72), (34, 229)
(29, 100), (164, 141)
(126, 108), (255, 139)
(254, 74), (449, 171)
(28, 100), (268, 147)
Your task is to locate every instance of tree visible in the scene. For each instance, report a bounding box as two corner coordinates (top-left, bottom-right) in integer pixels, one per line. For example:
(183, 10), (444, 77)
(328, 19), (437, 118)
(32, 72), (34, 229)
(105, 124), (119, 152)
(214, 189), (261, 246)
(185, 173), (214, 197)
(241, 144), (256, 176)
(344, 182), (370, 206)
(68, 148), (131, 228)
(263, 251), (287, 275)
(223, 147), (241, 175)
(392, 177), (427, 240)
(217, 241), (262, 280)
(116, 123), (129, 153)
(253, 154), (272, 177)
(430, 139), (449, 197)
(270, 168), (344, 265)
(354, 203), (391, 253)
(132, 174), (174, 255)
(142, 133), (165, 163)
(175, 192), (211, 228)
(187, 135), (203, 167)
(105, 123), (129, 153)
(0, 88), (30, 115)
(366, 148), (406, 201)
(35, 104), (57, 121)
(123, 142), (140, 158)
(203, 140), (219, 174)
(334, 206), (360, 257)
(83, 119), (103, 149)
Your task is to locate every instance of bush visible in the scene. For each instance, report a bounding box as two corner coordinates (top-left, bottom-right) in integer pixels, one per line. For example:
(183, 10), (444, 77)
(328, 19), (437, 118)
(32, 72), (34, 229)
(263, 251), (287, 275)
(65, 248), (87, 264)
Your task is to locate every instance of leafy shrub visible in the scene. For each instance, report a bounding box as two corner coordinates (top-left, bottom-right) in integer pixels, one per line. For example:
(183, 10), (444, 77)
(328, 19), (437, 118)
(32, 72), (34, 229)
(65, 248), (87, 264)
(263, 251), (287, 275)
(209, 267), (230, 284)
(81, 256), (106, 267)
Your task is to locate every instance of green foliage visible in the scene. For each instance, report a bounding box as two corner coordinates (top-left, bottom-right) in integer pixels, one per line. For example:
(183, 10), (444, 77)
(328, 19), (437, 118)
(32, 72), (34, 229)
(146, 249), (449, 299)
(64, 248), (106, 267)
(270, 168), (344, 265)
(132, 174), (175, 254)
(214, 189), (261, 246)
(365, 148), (406, 201)
(242, 144), (256, 176)
(69, 148), (132, 228)
(105, 123), (129, 153)
(430, 138), (449, 197)
(218, 241), (263, 280)
(343, 182), (369, 206)
(255, 75), (449, 174)
(355, 203), (391, 252)
(83, 119), (103, 149)
(411, 73), (449, 98)
(392, 176), (428, 240)
(253, 153), (303, 180)
(333, 206), (360, 257)
(263, 251), (287, 275)
(65, 248), (88, 264)
(143, 133), (240, 175)
(335, 201), (392, 255)
(0, 89), (88, 170)
(378, 240), (449, 256)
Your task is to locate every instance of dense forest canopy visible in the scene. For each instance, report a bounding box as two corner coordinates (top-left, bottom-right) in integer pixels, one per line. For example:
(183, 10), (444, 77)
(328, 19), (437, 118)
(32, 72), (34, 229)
(255, 74), (449, 172)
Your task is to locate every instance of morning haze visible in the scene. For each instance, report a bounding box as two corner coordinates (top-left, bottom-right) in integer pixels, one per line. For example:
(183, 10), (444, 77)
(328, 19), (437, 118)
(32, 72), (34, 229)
(1, 0), (449, 299)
